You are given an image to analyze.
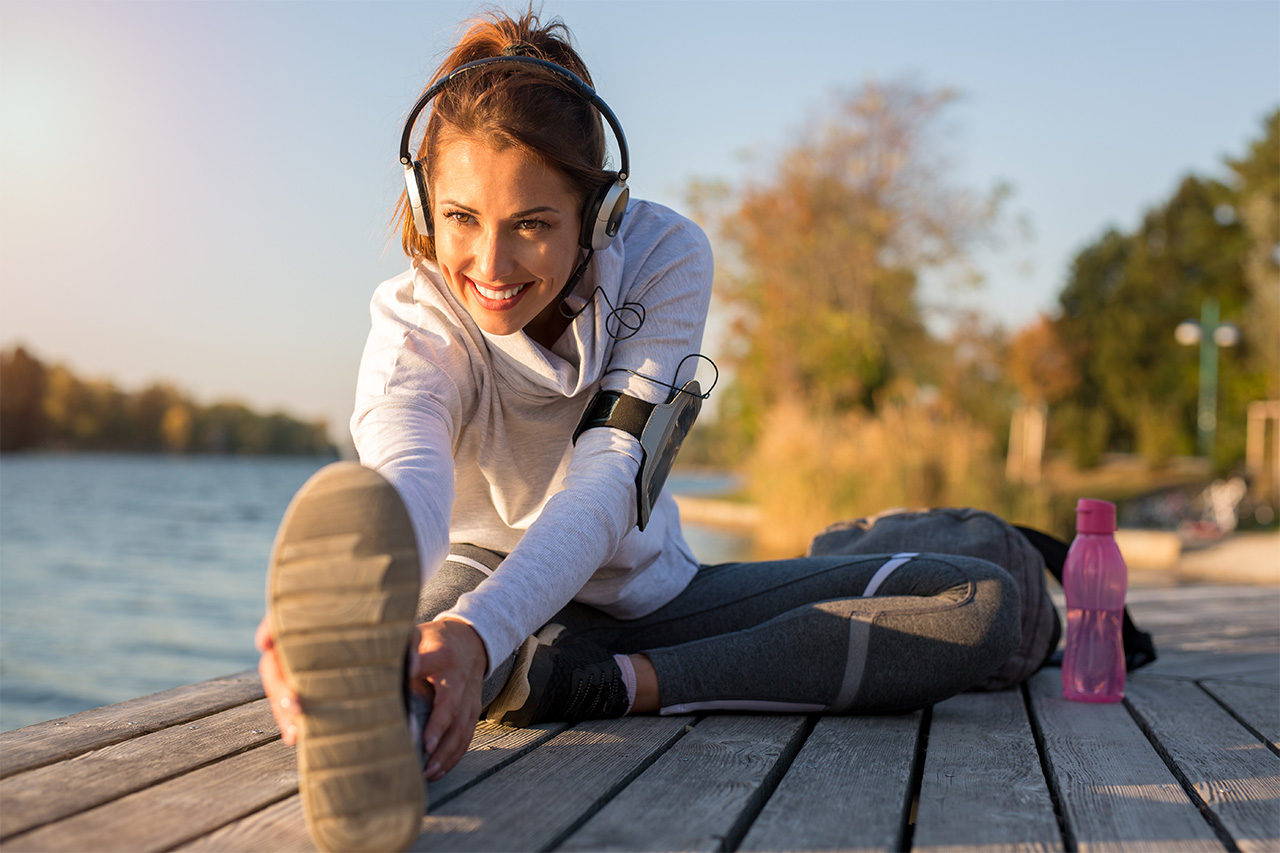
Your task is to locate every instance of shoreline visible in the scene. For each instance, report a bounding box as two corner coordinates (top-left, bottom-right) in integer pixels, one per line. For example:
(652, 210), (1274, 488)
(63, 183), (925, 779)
(672, 494), (761, 530)
(676, 494), (1279, 587)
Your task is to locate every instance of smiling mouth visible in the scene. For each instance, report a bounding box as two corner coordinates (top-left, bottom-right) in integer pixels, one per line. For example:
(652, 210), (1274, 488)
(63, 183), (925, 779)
(470, 279), (530, 301)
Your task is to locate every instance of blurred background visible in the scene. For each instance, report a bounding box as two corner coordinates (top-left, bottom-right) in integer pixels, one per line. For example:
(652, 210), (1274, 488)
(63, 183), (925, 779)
(1, 1), (1277, 729)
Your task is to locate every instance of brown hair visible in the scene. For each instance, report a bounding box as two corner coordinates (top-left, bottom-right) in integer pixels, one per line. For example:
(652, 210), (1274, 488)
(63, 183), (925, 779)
(395, 9), (612, 260)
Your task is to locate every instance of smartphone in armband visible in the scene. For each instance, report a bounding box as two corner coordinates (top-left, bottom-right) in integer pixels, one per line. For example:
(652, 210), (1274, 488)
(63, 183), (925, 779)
(573, 380), (702, 530)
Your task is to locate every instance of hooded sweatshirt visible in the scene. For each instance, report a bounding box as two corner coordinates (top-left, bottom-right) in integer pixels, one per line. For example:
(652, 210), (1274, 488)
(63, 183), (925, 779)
(351, 200), (713, 673)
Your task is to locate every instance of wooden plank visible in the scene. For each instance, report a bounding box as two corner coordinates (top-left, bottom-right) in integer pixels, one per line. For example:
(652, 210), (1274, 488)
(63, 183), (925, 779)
(0, 670), (264, 778)
(1141, 597), (1268, 629)
(177, 720), (569, 852)
(1, 699), (277, 840)
(1026, 670), (1222, 852)
(738, 712), (922, 853)
(0, 740), (297, 853)
(408, 715), (693, 852)
(1123, 588), (1279, 650)
(1201, 680), (1280, 751)
(1128, 588), (1277, 688)
(176, 797), (312, 853)
(1126, 677), (1280, 853)
(558, 714), (809, 852)
(913, 690), (1062, 853)
(428, 720), (569, 804)
(1129, 587), (1278, 656)
(1144, 653), (1280, 683)
(1125, 585), (1280, 611)
(1201, 669), (1280, 691)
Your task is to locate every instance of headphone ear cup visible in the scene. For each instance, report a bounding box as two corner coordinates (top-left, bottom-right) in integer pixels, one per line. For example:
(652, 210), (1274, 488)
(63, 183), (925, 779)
(581, 179), (629, 251)
(404, 162), (433, 236)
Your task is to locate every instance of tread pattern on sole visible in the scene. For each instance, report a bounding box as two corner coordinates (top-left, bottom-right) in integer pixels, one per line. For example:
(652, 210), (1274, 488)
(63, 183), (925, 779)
(266, 462), (425, 853)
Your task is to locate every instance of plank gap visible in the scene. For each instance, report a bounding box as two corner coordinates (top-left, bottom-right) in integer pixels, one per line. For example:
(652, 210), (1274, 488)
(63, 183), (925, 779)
(721, 713), (817, 853)
(539, 715), (698, 853)
(429, 721), (571, 809)
(1195, 680), (1280, 758)
(1022, 679), (1076, 853)
(1122, 695), (1241, 852)
(897, 705), (930, 852)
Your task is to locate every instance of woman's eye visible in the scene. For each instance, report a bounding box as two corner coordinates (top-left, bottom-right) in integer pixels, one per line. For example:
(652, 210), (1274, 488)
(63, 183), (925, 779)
(443, 211), (472, 225)
(516, 219), (549, 232)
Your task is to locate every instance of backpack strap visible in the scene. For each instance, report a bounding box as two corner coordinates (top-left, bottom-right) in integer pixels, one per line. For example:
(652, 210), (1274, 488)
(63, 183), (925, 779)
(1015, 525), (1158, 672)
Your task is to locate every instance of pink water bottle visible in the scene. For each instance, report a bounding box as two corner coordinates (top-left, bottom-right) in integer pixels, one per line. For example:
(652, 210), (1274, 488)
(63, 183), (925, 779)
(1062, 498), (1127, 702)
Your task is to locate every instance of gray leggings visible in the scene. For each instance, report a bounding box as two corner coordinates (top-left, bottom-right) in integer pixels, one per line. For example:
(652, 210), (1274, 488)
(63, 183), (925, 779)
(418, 546), (1022, 716)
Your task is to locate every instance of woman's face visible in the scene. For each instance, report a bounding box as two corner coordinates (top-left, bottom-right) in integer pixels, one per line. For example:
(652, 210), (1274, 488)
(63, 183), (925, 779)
(431, 135), (583, 343)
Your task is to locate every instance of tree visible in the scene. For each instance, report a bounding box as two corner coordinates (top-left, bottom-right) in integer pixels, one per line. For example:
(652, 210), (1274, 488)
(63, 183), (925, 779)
(698, 80), (1008, 438)
(1053, 229), (1131, 465)
(0, 346), (48, 451)
(0, 345), (337, 455)
(160, 402), (193, 451)
(1052, 109), (1276, 468)
(687, 81), (1024, 552)
(1006, 315), (1078, 406)
(1225, 109), (1279, 401)
(132, 383), (184, 450)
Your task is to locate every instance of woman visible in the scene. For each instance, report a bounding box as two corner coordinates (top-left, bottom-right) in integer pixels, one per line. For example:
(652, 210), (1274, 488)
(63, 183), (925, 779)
(257, 10), (1022, 852)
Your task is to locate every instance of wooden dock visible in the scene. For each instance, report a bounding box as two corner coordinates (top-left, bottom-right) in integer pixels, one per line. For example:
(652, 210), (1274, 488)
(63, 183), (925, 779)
(2, 582), (1277, 852)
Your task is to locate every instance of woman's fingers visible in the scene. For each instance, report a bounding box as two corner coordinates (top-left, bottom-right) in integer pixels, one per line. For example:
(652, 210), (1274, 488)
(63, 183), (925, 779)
(421, 667), (481, 779)
(413, 618), (488, 778)
(255, 614), (300, 745)
(254, 614), (273, 652)
(257, 613), (489, 772)
(258, 649), (300, 745)
(426, 721), (474, 780)
(422, 695), (477, 780)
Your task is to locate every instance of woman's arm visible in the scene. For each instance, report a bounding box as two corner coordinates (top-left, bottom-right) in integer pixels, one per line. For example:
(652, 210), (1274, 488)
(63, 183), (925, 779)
(349, 272), (471, 581)
(441, 205), (714, 673)
(348, 275), (491, 778)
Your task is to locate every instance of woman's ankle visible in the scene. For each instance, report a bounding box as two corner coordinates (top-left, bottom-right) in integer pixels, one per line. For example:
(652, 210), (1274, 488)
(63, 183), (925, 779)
(627, 653), (660, 713)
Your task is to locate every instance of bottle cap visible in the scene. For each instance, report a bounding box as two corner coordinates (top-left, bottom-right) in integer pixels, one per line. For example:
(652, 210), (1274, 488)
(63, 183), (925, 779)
(1076, 498), (1117, 534)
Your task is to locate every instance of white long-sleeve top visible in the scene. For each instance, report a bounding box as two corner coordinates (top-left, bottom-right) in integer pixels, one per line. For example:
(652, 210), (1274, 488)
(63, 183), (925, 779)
(350, 200), (712, 674)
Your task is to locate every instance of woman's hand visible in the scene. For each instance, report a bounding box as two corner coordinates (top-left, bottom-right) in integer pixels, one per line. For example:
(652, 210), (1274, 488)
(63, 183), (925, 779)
(257, 612), (486, 781)
(255, 614), (301, 746)
(412, 617), (488, 781)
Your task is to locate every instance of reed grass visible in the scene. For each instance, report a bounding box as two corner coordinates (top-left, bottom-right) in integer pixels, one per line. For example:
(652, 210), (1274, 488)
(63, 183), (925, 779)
(745, 400), (1040, 556)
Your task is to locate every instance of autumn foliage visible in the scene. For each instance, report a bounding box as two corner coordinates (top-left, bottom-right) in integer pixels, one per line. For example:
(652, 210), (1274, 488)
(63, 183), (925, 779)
(690, 84), (1277, 551)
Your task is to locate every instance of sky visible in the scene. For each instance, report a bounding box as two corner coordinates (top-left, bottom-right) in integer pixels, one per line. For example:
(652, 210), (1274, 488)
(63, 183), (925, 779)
(2, 0), (1277, 446)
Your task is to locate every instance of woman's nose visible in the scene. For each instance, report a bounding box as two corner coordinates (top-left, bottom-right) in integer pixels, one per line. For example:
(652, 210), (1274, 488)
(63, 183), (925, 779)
(472, 228), (513, 280)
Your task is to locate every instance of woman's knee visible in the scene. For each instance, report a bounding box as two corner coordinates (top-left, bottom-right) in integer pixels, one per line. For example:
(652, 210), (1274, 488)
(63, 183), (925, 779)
(966, 558), (1023, 659)
(925, 556), (1023, 687)
(851, 557), (1022, 711)
(416, 545), (503, 623)
(900, 553), (1022, 647)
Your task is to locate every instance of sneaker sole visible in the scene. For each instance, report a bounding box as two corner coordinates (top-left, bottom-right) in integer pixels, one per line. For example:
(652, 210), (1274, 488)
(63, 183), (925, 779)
(267, 462), (424, 852)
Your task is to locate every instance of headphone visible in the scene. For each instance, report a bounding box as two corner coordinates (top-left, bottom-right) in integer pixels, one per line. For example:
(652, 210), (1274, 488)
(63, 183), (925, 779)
(399, 55), (631, 254)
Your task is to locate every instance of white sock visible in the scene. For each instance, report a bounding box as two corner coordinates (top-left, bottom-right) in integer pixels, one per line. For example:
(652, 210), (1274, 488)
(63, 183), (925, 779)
(614, 653), (637, 714)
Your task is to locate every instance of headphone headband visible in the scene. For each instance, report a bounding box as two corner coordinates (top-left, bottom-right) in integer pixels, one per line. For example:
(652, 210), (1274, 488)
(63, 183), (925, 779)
(398, 55), (630, 182)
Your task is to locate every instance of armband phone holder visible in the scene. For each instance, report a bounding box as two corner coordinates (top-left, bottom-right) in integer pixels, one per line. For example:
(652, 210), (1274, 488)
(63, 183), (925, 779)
(573, 380), (702, 530)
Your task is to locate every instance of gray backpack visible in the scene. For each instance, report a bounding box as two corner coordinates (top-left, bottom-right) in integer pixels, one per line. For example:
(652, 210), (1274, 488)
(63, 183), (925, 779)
(807, 507), (1060, 691)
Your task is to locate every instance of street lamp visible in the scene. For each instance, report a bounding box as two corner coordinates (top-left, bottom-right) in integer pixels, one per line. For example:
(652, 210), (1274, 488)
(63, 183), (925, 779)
(1175, 297), (1239, 457)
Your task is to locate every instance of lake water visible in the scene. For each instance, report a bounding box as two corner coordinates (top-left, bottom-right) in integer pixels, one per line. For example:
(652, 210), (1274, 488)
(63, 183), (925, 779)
(0, 454), (749, 732)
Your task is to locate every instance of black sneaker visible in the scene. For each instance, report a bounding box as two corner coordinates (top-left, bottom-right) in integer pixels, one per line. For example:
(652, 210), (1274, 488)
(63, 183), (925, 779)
(486, 625), (630, 727)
